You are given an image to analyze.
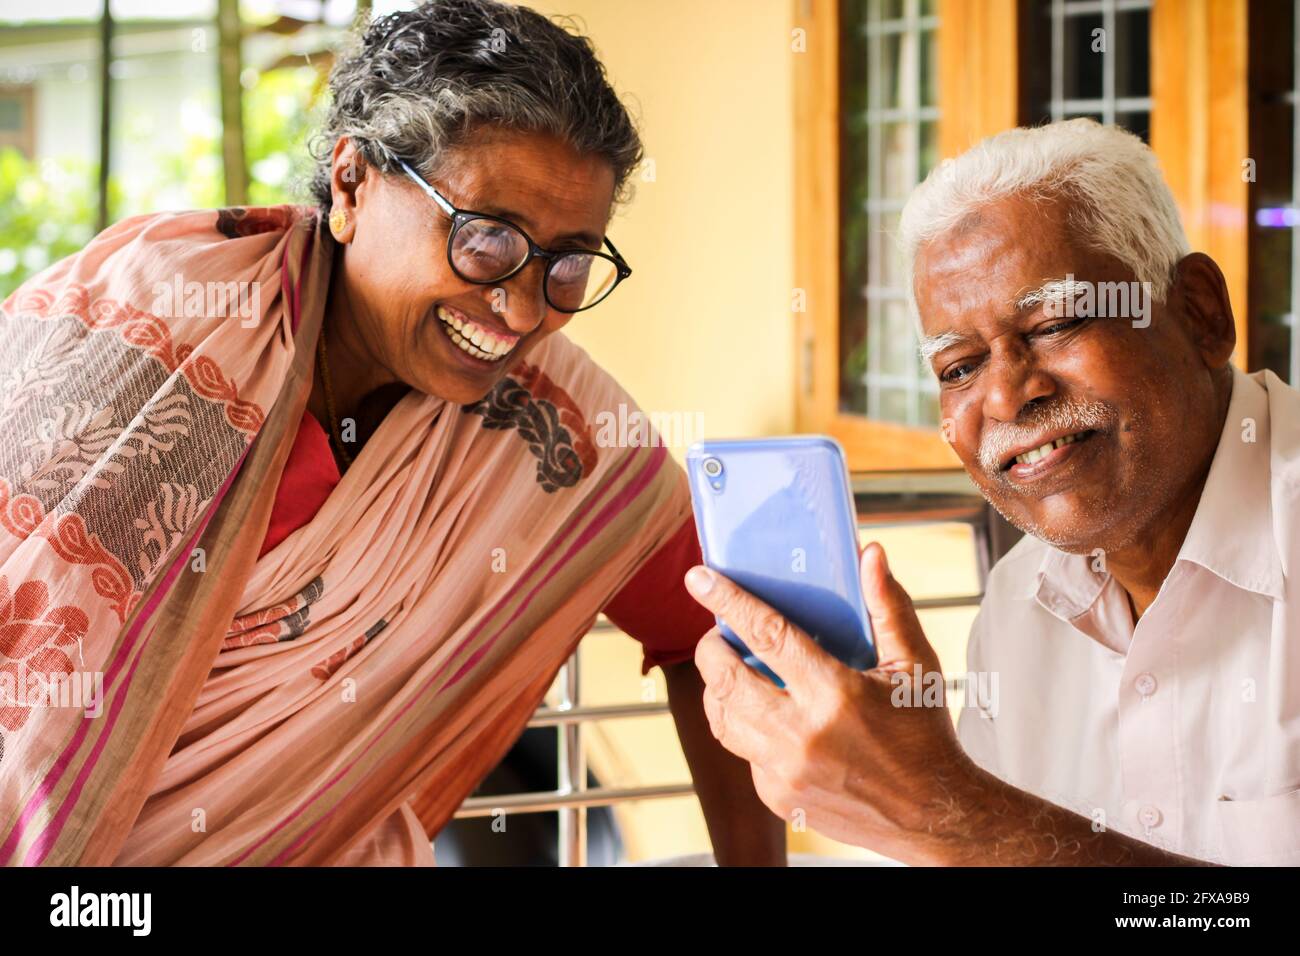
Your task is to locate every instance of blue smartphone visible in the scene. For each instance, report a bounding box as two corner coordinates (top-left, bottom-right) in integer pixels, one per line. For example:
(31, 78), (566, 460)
(685, 436), (876, 688)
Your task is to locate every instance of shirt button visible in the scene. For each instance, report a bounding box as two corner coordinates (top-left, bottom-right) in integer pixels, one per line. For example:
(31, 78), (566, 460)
(1138, 805), (1163, 828)
(1134, 673), (1158, 697)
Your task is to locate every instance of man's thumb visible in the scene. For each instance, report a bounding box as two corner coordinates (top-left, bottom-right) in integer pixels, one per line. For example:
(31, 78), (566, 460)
(859, 542), (939, 672)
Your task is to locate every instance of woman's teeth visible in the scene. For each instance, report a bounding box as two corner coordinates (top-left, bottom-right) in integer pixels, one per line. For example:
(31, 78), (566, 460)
(1014, 431), (1087, 466)
(436, 305), (518, 362)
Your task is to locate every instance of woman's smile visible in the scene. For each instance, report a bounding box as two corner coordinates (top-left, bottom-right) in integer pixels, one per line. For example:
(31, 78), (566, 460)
(435, 303), (520, 362)
(431, 302), (522, 373)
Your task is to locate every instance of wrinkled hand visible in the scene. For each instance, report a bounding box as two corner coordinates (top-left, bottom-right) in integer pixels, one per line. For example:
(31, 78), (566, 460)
(684, 543), (976, 861)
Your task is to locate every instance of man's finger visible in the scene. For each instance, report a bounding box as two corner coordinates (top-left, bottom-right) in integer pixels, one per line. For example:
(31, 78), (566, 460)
(859, 542), (940, 672)
(685, 565), (843, 695)
(694, 629), (789, 762)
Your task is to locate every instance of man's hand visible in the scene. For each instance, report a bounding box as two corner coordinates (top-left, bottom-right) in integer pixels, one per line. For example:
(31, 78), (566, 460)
(685, 543), (1220, 866)
(683, 542), (975, 862)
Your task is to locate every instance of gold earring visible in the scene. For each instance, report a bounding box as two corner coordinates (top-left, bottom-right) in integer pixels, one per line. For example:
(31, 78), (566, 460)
(329, 207), (348, 239)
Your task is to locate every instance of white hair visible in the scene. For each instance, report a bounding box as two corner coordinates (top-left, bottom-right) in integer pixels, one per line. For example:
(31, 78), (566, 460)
(899, 118), (1190, 329)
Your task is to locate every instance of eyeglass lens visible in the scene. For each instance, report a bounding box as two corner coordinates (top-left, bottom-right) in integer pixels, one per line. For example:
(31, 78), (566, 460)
(451, 217), (620, 311)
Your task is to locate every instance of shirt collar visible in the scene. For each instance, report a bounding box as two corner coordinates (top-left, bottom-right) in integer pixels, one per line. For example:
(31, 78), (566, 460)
(1013, 366), (1284, 608)
(1014, 546), (1104, 616)
(1176, 366), (1285, 600)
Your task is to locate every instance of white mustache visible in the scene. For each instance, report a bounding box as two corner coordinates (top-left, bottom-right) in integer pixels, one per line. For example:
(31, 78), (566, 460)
(977, 398), (1116, 474)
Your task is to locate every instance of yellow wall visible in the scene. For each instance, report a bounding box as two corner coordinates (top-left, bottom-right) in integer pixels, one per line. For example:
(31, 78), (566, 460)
(526, 0), (797, 445)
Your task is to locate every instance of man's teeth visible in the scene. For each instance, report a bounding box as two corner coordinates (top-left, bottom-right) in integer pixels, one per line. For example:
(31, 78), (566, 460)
(435, 305), (517, 362)
(1014, 432), (1085, 466)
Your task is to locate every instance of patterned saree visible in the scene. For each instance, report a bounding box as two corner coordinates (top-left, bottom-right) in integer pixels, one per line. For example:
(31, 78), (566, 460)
(0, 206), (693, 865)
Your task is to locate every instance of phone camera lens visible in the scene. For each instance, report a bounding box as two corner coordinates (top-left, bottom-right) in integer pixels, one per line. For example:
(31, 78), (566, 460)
(702, 457), (723, 478)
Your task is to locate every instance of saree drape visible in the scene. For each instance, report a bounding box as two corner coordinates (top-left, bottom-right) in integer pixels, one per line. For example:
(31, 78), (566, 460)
(0, 205), (692, 865)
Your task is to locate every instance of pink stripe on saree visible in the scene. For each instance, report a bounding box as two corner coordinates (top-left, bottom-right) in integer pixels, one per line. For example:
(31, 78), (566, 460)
(13, 441), (251, 866)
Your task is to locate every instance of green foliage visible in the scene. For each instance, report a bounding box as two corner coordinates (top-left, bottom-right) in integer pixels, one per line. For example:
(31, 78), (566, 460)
(0, 150), (119, 300)
(0, 64), (324, 298)
(149, 65), (323, 210)
(244, 66), (324, 207)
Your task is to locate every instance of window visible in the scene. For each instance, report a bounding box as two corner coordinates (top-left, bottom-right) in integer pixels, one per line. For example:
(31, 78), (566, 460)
(1020, 0), (1153, 142)
(1248, 0), (1298, 384)
(838, 0), (940, 427)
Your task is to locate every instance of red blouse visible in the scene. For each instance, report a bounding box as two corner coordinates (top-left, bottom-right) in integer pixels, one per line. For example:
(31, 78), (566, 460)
(260, 409), (713, 674)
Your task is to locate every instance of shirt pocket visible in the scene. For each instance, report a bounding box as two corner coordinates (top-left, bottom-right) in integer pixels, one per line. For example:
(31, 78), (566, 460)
(1215, 786), (1300, 865)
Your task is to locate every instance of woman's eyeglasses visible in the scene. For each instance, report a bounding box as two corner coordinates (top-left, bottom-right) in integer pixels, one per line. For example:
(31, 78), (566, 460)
(396, 159), (632, 314)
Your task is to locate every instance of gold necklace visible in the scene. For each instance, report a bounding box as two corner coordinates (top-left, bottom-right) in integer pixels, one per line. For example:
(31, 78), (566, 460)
(317, 324), (354, 469)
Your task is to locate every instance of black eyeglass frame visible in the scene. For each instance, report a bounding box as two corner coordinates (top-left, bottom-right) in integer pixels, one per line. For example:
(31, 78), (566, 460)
(396, 158), (632, 314)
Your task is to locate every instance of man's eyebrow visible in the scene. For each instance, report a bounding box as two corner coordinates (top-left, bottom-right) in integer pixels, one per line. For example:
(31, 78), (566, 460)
(918, 277), (1085, 364)
(1014, 276), (1079, 313)
(917, 330), (976, 364)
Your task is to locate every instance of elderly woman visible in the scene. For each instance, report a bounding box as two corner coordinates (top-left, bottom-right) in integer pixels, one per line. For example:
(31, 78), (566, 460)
(0, 0), (784, 866)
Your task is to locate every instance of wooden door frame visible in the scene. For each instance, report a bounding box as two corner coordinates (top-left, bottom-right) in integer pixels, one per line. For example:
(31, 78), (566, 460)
(1150, 0), (1250, 368)
(792, 0), (1018, 470)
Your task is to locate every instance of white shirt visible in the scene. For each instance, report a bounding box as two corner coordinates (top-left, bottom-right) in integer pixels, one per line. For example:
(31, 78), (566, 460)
(957, 366), (1300, 865)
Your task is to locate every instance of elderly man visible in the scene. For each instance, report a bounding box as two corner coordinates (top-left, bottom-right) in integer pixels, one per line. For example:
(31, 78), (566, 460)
(685, 119), (1300, 866)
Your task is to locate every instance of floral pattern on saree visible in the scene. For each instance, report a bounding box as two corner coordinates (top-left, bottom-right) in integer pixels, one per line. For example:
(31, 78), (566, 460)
(0, 282), (263, 673)
(311, 617), (388, 681)
(215, 207), (297, 241)
(465, 362), (598, 493)
(0, 575), (89, 744)
(223, 574), (325, 649)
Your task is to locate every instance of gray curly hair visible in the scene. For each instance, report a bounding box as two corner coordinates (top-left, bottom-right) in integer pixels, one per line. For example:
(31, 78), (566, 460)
(308, 0), (643, 211)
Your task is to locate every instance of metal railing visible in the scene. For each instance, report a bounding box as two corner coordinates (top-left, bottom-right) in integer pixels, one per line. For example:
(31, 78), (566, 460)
(451, 468), (1022, 865)
(454, 621), (689, 867)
